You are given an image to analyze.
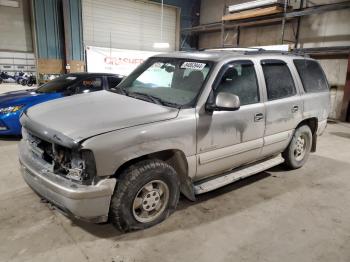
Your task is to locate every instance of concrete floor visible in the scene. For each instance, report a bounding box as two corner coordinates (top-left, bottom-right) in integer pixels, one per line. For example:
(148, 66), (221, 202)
(0, 83), (36, 93)
(0, 85), (350, 262)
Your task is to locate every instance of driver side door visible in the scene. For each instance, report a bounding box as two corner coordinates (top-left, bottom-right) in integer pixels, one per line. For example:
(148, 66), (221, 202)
(196, 60), (265, 180)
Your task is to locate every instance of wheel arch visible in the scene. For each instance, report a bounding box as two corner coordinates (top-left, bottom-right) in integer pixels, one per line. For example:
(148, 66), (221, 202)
(113, 149), (196, 201)
(297, 117), (318, 152)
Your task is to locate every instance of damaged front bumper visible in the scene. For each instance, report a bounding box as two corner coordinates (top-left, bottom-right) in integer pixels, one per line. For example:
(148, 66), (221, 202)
(19, 140), (116, 223)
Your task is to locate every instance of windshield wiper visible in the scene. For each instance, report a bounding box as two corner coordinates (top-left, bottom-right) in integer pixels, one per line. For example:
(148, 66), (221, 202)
(127, 92), (162, 105)
(111, 86), (128, 95)
(111, 87), (181, 108)
(128, 92), (181, 108)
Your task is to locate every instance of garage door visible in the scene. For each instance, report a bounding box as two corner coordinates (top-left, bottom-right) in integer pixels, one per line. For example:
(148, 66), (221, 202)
(82, 0), (178, 51)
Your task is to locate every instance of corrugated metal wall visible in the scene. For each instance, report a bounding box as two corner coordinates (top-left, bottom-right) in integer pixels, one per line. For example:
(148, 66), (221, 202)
(33, 0), (64, 59)
(31, 0), (199, 73)
(32, 0), (197, 60)
(32, 0), (84, 75)
(62, 0), (84, 61)
(82, 0), (177, 51)
(0, 0), (33, 52)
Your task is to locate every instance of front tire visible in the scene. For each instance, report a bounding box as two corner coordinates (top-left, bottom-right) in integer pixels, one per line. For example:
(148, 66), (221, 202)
(283, 125), (312, 169)
(109, 159), (180, 232)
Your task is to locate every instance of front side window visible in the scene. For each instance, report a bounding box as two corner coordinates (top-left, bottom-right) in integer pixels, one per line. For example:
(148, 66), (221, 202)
(36, 75), (78, 93)
(117, 58), (213, 107)
(108, 76), (123, 89)
(294, 59), (329, 93)
(76, 77), (103, 93)
(215, 61), (259, 106)
(261, 60), (296, 101)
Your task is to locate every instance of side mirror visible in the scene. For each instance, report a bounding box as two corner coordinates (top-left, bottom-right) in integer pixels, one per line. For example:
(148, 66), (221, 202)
(206, 92), (240, 111)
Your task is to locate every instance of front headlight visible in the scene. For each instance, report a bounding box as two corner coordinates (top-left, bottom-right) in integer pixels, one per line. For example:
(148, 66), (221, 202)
(0, 105), (24, 114)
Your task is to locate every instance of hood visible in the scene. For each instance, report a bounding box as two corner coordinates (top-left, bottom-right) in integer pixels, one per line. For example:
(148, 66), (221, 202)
(0, 89), (61, 106)
(24, 90), (179, 142)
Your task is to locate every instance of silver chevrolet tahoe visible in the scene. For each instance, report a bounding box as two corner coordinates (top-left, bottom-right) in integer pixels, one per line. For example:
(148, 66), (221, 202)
(19, 50), (330, 232)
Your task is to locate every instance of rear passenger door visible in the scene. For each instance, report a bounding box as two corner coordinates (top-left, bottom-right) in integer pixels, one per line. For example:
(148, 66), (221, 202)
(259, 59), (303, 157)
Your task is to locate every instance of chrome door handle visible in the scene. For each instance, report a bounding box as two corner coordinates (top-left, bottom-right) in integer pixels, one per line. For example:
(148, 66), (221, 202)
(254, 113), (264, 122)
(291, 105), (299, 113)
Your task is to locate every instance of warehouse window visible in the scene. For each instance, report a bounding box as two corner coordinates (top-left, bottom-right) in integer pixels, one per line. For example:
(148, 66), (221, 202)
(294, 59), (329, 93)
(215, 62), (259, 106)
(261, 60), (296, 100)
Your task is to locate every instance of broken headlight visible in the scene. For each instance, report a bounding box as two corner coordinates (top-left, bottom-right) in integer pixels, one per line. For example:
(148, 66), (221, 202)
(53, 147), (96, 183)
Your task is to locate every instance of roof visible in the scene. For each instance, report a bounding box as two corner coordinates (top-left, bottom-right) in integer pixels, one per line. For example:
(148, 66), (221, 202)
(68, 72), (124, 78)
(153, 49), (309, 62)
(154, 51), (236, 62)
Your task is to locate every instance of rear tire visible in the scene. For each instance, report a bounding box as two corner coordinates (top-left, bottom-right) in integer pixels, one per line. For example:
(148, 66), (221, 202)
(282, 125), (312, 169)
(109, 159), (180, 232)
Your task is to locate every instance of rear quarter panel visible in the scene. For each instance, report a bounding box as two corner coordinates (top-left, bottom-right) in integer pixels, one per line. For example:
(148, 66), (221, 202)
(302, 92), (330, 122)
(289, 58), (330, 123)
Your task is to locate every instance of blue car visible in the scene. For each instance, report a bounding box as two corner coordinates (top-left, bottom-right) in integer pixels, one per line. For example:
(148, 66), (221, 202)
(0, 73), (123, 135)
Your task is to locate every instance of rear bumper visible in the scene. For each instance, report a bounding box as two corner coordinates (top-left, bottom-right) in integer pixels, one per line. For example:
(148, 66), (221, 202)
(317, 119), (327, 136)
(19, 140), (116, 223)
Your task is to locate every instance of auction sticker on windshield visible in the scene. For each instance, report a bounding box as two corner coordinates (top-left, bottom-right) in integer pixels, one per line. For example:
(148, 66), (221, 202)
(181, 62), (206, 70)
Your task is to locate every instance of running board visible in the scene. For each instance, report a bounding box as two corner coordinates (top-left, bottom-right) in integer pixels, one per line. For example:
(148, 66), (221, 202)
(194, 155), (284, 195)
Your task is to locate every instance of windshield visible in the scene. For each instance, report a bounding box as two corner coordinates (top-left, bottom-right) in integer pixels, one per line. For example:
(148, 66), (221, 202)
(36, 75), (79, 93)
(116, 58), (213, 107)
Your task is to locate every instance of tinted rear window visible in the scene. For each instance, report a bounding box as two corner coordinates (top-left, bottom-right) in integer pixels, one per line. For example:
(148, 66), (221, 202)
(261, 60), (296, 101)
(293, 59), (329, 93)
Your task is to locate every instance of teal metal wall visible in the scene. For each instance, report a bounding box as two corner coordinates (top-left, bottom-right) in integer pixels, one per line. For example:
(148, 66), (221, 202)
(32, 0), (199, 61)
(33, 0), (64, 59)
(33, 0), (83, 61)
(62, 0), (84, 61)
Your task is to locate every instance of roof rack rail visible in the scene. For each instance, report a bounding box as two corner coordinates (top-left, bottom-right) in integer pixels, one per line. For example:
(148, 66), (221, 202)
(198, 47), (309, 57)
(243, 49), (309, 57)
(203, 47), (260, 52)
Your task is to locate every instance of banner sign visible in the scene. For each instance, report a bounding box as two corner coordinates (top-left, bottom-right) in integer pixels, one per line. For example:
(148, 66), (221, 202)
(86, 46), (161, 76)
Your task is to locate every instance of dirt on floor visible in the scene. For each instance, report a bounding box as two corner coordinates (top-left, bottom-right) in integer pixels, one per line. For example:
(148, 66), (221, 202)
(0, 84), (349, 262)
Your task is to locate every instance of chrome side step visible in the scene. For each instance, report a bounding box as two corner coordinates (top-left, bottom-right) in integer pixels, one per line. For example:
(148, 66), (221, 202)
(194, 155), (284, 195)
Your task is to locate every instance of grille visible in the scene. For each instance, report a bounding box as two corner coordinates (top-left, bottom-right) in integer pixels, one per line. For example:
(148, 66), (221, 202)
(24, 129), (54, 164)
